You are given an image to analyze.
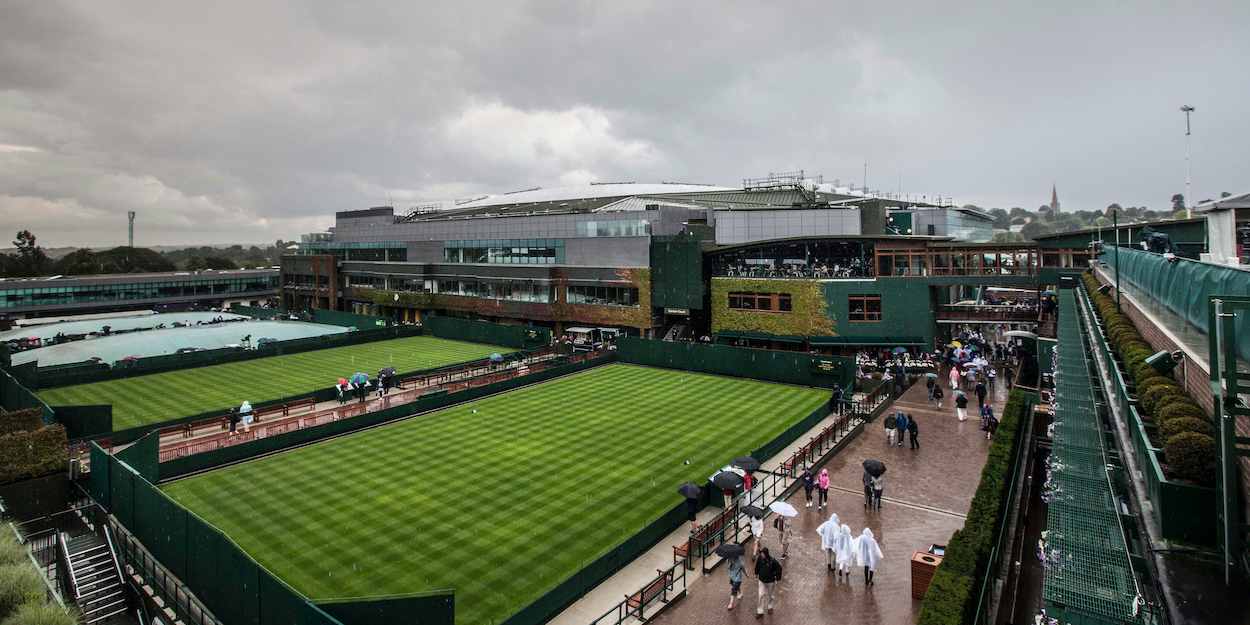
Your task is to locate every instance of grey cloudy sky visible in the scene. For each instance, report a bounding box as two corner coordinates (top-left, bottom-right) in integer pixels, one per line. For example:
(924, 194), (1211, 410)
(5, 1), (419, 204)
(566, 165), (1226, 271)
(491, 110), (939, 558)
(1, 1), (1247, 246)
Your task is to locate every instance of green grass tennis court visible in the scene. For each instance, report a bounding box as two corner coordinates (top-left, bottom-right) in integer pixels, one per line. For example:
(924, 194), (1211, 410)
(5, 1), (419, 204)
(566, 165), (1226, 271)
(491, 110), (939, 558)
(161, 364), (828, 625)
(37, 335), (501, 431)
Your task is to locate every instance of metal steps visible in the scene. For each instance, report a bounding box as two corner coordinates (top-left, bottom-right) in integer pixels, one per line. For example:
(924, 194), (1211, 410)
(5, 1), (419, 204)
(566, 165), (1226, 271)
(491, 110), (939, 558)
(62, 532), (129, 624)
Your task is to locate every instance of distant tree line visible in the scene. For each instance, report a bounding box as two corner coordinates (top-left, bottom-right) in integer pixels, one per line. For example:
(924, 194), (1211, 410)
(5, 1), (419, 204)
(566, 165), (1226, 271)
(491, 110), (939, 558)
(0, 231), (292, 278)
(977, 191), (1233, 243)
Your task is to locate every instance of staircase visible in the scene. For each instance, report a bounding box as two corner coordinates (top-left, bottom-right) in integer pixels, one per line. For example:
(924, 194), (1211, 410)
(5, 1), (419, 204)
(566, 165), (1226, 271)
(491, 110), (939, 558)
(61, 531), (128, 624)
(663, 323), (686, 342)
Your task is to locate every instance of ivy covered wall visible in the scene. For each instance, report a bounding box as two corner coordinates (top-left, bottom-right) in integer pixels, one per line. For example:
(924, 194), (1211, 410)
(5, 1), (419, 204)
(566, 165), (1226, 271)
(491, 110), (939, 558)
(820, 278), (937, 346)
(710, 278), (835, 336)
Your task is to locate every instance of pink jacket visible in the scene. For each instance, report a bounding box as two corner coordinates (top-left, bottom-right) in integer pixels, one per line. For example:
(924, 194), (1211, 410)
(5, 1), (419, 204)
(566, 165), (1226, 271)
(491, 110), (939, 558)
(817, 471), (830, 489)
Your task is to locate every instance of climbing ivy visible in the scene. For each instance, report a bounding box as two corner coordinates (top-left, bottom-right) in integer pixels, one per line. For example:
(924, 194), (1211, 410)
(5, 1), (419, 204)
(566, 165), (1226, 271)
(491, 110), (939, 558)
(709, 278), (835, 336)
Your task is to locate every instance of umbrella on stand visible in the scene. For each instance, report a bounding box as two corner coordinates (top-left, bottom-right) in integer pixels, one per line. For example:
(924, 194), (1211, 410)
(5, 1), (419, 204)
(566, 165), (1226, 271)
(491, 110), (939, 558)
(715, 543), (746, 558)
(677, 482), (703, 500)
(741, 505), (766, 518)
(731, 456), (761, 472)
(712, 471), (745, 490)
(349, 372), (370, 385)
(862, 459), (887, 477)
(769, 501), (798, 517)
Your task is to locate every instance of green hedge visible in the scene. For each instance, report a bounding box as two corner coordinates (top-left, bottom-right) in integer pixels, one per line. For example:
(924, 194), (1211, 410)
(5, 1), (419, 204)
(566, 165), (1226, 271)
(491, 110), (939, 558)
(1081, 270), (1217, 485)
(0, 410), (41, 436)
(0, 425), (67, 485)
(917, 390), (1027, 625)
(1159, 417), (1213, 444)
(0, 529), (79, 623)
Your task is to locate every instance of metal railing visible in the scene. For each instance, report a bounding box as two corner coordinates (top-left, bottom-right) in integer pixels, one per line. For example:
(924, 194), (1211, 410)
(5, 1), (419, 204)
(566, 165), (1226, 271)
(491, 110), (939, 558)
(588, 560), (688, 625)
(694, 407), (870, 574)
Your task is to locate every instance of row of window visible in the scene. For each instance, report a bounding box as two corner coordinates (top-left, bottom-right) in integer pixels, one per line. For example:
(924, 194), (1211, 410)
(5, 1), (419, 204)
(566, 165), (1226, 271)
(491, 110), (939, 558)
(0, 277), (279, 309)
(437, 280), (554, 303)
(575, 220), (649, 238)
(567, 285), (640, 307)
(443, 239), (565, 264)
(727, 292), (793, 312)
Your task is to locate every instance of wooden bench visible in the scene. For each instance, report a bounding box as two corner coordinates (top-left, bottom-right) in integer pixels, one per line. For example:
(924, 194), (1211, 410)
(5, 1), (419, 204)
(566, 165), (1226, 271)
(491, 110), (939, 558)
(673, 503), (736, 567)
(253, 397), (317, 420)
(625, 568), (673, 620)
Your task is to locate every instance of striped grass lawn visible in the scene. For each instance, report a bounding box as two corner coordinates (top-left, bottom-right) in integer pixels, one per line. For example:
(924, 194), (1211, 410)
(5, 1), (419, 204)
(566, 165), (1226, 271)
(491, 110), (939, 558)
(37, 336), (500, 431)
(161, 364), (828, 625)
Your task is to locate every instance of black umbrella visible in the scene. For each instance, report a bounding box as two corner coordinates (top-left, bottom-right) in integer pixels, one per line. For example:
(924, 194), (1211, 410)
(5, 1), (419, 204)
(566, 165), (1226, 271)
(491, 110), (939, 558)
(731, 456), (761, 472)
(740, 505), (766, 518)
(676, 482), (703, 500)
(712, 471), (745, 490)
(714, 543), (746, 558)
(380, 366), (397, 376)
(862, 459), (887, 477)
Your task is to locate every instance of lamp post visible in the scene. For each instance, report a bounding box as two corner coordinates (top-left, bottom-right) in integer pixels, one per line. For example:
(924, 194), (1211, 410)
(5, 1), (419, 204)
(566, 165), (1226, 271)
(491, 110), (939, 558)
(1181, 105), (1195, 219)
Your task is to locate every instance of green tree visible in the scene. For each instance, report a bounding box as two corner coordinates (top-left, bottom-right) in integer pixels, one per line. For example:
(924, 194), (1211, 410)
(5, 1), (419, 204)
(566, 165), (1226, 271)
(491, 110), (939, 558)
(9, 230), (49, 277)
(1020, 220), (1048, 240)
(991, 231), (1025, 243)
(96, 246), (177, 273)
(203, 256), (237, 270)
(1222, 192), (1233, 198)
(54, 249), (121, 275)
(1171, 194), (1186, 213)
(1009, 207), (1030, 221)
(987, 208), (1010, 230)
(185, 256), (208, 271)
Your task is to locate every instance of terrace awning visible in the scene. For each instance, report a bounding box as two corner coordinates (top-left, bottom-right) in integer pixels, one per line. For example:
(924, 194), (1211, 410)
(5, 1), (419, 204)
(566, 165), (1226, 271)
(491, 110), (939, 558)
(740, 331), (773, 341)
(843, 336), (889, 346)
(716, 330), (744, 339)
(808, 336), (845, 346)
(770, 335), (805, 344)
(888, 336), (926, 346)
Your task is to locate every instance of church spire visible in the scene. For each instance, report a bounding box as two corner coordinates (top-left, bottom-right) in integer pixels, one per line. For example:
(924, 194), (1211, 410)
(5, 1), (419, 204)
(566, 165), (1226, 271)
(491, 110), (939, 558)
(1049, 184), (1061, 214)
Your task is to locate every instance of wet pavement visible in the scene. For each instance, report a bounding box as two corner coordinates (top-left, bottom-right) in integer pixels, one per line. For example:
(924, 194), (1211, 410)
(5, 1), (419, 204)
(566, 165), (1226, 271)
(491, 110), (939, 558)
(650, 372), (1011, 624)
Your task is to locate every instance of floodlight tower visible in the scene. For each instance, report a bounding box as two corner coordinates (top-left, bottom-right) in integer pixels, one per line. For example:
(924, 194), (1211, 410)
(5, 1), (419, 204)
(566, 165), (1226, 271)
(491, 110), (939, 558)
(127, 211), (135, 247)
(1181, 105), (1194, 219)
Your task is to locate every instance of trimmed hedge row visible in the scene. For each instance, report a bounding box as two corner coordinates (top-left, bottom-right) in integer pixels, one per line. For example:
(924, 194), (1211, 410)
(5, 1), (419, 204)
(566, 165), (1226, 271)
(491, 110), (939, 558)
(0, 424), (67, 486)
(917, 389), (1027, 625)
(0, 410), (41, 436)
(0, 526), (78, 623)
(1081, 272), (1217, 484)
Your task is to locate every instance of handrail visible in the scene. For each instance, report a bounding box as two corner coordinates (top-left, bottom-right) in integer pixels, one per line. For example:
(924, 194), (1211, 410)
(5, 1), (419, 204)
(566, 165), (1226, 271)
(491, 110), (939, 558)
(588, 559), (687, 625)
(103, 524), (126, 593)
(58, 532), (80, 600)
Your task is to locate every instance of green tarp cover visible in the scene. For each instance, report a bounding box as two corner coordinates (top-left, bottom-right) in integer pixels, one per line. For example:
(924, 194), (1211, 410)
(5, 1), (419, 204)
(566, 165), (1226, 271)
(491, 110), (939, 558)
(771, 335), (805, 343)
(716, 330), (744, 338)
(843, 336), (889, 345)
(740, 331), (773, 340)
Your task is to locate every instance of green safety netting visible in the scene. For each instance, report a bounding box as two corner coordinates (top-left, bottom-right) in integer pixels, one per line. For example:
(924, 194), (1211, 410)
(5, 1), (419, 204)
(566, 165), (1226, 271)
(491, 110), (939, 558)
(0, 311), (248, 343)
(1107, 246), (1250, 362)
(1041, 290), (1146, 624)
(13, 320), (347, 367)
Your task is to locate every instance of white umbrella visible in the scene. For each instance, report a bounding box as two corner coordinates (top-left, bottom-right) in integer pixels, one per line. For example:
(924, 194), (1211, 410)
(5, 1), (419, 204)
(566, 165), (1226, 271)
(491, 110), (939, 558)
(769, 501), (798, 517)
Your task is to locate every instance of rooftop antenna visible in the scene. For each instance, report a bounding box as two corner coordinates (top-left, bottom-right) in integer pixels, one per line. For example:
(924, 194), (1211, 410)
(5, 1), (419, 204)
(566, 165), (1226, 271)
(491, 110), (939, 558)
(1180, 105), (1194, 219)
(127, 211), (135, 247)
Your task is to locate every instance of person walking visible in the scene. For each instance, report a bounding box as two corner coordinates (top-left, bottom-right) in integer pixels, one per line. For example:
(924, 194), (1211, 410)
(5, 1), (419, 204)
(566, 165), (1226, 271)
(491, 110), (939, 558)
(335, 381), (348, 405)
(727, 554), (750, 611)
(817, 512), (842, 570)
(754, 547), (782, 616)
(908, 415), (920, 449)
(896, 414), (909, 448)
(853, 528), (884, 585)
(926, 375), (935, 400)
(817, 468), (830, 510)
(227, 408), (240, 436)
(801, 467), (815, 508)
(749, 514), (765, 561)
(933, 384), (944, 410)
(355, 381), (368, 403)
(774, 514), (792, 559)
(870, 473), (884, 509)
(885, 412), (898, 447)
(975, 379), (988, 409)
(862, 469), (874, 510)
(1005, 366), (1014, 390)
(829, 384), (844, 415)
(239, 401), (253, 433)
(956, 392), (969, 422)
(987, 411), (999, 440)
(948, 364), (960, 391)
(685, 496), (699, 532)
(965, 366), (977, 391)
(743, 471), (756, 506)
(833, 523), (855, 578)
(987, 366), (997, 391)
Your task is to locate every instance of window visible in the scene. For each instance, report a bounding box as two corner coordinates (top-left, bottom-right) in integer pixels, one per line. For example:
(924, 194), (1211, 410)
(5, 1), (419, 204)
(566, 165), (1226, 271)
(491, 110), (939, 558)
(848, 294), (882, 322)
(567, 285), (639, 307)
(728, 292), (791, 313)
(443, 239), (564, 264)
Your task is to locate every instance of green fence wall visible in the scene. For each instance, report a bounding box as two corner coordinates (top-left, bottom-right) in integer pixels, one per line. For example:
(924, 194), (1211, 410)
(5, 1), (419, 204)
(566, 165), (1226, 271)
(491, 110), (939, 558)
(0, 363), (53, 423)
(312, 308), (390, 328)
(230, 305), (283, 319)
(1105, 245), (1250, 362)
(315, 593), (453, 625)
(422, 316), (551, 349)
(56, 404), (112, 440)
(37, 325), (423, 390)
(616, 338), (853, 390)
(159, 354), (614, 479)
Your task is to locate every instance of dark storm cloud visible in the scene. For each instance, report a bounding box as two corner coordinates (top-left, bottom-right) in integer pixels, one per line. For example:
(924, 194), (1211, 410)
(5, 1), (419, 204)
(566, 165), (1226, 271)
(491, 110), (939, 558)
(0, 1), (1246, 246)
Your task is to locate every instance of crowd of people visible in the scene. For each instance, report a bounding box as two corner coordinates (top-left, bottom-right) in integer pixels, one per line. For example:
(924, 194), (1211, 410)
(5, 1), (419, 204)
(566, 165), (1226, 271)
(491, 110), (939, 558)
(720, 259), (873, 279)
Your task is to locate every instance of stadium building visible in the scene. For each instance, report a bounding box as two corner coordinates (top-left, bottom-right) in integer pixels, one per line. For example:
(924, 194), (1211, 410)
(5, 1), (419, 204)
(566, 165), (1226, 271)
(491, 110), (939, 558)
(283, 174), (1089, 352)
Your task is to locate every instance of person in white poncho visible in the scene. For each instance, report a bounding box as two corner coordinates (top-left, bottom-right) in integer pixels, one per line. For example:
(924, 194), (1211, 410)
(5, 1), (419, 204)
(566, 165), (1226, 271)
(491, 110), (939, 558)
(853, 527), (884, 585)
(832, 524), (854, 578)
(815, 512), (841, 570)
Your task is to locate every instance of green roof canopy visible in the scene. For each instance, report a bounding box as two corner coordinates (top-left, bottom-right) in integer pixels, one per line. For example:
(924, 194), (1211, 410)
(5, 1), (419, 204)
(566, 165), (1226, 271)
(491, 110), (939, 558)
(808, 336), (844, 346)
(771, 334), (805, 344)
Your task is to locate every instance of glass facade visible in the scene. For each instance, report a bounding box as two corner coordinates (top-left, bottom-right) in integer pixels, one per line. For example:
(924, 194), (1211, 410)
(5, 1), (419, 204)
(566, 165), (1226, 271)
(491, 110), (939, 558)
(576, 219), (649, 238)
(567, 285), (639, 307)
(710, 240), (874, 278)
(436, 279), (553, 303)
(1, 276), (279, 309)
(295, 241), (407, 261)
(443, 239), (565, 264)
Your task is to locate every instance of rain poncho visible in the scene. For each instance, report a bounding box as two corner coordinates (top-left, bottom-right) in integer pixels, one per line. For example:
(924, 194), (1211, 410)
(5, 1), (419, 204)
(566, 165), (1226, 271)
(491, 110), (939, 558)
(239, 401), (252, 414)
(853, 528), (884, 571)
(749, 517), (764, 538)
(833, 524), (855, 569)
(817, 513), (841, 550)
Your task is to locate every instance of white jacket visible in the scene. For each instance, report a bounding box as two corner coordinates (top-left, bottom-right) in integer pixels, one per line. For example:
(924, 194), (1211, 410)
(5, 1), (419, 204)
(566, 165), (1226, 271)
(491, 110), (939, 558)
(816, 513), (841, 550)
(833, 524), (855, 568)
(853, 528), (884, 571)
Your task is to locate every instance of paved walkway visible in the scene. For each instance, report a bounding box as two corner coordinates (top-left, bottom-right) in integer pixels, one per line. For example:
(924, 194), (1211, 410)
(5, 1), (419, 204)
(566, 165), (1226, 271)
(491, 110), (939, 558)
(647, 372), (1011, 625)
